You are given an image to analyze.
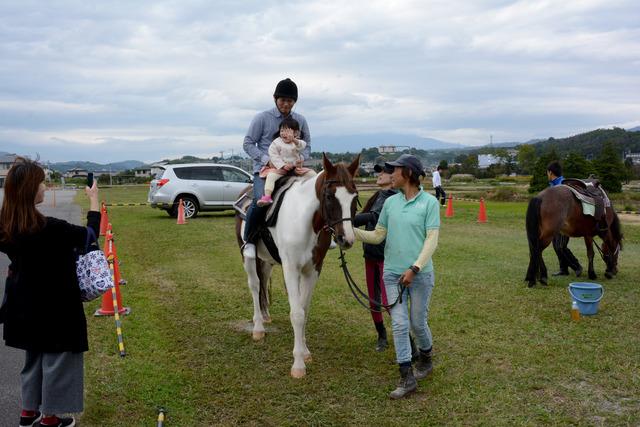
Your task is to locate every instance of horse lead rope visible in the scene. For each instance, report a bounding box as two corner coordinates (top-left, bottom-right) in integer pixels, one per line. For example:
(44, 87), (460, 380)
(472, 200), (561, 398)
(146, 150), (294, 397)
(337, 246), (407, 313)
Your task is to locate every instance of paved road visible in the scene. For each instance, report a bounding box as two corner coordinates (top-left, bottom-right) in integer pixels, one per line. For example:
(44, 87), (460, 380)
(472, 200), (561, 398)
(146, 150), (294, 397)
(0, 188), (81, 420)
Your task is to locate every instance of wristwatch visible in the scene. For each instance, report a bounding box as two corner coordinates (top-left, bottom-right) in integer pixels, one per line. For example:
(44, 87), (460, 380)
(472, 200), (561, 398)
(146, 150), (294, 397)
(409, 265), (420, 274)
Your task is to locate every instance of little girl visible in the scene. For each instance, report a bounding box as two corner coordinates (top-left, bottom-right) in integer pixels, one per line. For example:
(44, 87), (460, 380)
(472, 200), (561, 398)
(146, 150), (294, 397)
(257, 117), (316, 206)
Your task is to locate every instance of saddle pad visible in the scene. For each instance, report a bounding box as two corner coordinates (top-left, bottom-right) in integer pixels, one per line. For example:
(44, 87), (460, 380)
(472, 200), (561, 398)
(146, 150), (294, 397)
(565, 186), (597, 217)
(265, 176), (307, 225)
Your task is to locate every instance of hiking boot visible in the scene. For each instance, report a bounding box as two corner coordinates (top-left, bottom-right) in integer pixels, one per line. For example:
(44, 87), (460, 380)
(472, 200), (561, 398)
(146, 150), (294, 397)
(414, 349), (433, 379)
(552, 270), (569, 276)
(19, 411), (42, 427)
(242, 243), (256, 259)
(389, 365), (417, 399)
(375, 335), (388, 352)
(256, 195), (273, 207)
(40, 416), (76, 427)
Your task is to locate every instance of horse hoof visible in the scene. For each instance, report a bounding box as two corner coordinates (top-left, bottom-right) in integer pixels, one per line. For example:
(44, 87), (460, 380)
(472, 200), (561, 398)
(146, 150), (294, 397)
(304, 354), (313, 363)
(589, 273), (597, 280)
(252, 331), (265, 341)
(527, 281), (535, 288)
(290, 368), (306, 378)
(263, 316), (272, 324)
(540, 279), (548, 286)
(605, 272), (613, 279)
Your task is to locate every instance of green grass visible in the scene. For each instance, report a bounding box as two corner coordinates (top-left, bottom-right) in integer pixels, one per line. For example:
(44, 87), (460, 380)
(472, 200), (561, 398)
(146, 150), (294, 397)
(77, 187), (640, 426)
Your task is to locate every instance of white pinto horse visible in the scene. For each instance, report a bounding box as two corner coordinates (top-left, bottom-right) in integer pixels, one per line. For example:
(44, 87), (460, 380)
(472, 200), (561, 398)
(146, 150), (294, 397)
(236, 154), (360, 378)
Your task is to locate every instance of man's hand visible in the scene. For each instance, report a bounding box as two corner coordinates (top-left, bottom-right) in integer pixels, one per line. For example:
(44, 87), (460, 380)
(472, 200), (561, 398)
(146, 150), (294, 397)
(283, 163), (295, 171)
(295, 159), (304, 168)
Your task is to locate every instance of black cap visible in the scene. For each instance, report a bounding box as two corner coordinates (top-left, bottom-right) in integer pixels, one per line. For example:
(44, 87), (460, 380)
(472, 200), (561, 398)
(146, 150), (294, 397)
(374, 163), (394, 174)
(385, 154), (426, 177)
(273, 78), (298, 101)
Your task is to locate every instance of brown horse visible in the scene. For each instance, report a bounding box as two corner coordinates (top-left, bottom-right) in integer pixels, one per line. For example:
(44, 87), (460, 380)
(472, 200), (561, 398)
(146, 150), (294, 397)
(525, 185), (623, 287)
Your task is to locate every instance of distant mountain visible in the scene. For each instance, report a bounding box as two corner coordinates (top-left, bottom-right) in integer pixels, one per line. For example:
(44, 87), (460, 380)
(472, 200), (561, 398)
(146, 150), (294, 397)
(312, 133), (464, 153)
(49, 160), (145, 172)
(628, 126), (640, 132)
(530, 128), (640, 157)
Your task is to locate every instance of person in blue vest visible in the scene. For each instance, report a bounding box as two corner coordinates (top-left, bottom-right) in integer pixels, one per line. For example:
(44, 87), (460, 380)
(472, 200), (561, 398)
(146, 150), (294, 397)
(242, 78), (311, 259)
(354, 154), (440, 399)
(547, 161), (583, 276)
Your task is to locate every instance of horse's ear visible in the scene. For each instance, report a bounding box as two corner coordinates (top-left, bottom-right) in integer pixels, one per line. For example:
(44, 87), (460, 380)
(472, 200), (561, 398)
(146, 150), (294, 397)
(347, 154), (361, 177)
(323, 153), (336, 175)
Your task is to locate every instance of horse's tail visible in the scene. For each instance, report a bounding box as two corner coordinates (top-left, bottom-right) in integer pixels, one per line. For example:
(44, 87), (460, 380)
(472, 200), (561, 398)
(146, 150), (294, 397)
(256, 258), (270, 313)
(525, 197), (542, 283)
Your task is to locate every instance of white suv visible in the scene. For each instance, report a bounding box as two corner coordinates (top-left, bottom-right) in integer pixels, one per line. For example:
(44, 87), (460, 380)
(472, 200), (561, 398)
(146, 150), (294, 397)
(148, 163), (252, 218)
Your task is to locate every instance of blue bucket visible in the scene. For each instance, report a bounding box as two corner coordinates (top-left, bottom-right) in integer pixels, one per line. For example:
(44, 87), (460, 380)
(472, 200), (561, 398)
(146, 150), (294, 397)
(568, 282), (604, 315)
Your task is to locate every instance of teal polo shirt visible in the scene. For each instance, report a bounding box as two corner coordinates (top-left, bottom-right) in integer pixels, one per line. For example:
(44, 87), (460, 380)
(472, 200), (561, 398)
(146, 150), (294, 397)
(378, 188), (440, 274)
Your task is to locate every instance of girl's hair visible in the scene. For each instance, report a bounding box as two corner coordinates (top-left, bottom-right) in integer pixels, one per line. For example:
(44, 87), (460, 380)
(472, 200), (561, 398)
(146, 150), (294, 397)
(0, 157), (46, 243)
(272, 116), (301, 140)
(401, 166), (421, 187)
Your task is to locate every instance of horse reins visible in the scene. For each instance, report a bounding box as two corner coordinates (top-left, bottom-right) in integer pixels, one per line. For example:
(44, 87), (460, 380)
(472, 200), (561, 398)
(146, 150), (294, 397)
(324, 223), (407, 313)
(321, 179), (406, 313)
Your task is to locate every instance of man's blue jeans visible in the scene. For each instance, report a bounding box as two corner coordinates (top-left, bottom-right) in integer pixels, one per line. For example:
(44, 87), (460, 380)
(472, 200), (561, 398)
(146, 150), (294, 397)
(383, 270), (435, 364)
(243, 173), (266, 242)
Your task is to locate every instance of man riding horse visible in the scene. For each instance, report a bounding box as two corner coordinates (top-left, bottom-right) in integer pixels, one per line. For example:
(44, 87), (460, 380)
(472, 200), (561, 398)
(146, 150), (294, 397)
(242, 78), (311, 259)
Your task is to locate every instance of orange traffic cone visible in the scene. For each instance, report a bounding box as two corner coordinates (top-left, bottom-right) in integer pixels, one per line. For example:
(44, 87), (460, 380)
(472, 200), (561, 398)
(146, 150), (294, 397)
(99, 202), (109, 236)
(176, 198), (187, 224)
(95, 229), (130, 316)
(445, 195), (454, 218)
(478, 198), (488, 223)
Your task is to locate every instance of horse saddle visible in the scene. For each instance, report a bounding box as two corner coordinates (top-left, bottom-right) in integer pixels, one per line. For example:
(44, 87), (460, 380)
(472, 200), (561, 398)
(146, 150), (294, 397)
(233, 174), (309, 264)
(561, 178), (610, 223)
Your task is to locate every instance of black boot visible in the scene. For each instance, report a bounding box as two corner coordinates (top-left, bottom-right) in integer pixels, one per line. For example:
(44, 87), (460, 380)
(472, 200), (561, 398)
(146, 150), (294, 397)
(389, 365), (417, 399)
(414, 348), (433, 379)
(374, 322), (388, 352)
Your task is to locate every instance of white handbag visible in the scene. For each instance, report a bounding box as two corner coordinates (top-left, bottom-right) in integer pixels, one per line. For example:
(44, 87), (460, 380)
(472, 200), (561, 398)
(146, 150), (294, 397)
(76, 228), (113, 302)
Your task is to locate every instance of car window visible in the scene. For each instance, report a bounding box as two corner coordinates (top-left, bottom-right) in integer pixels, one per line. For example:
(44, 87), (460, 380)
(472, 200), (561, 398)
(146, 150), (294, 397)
(173, 167), (192, 180)
(222, 168), (250, 183)
(154, 168), (166, 179)
(189, 166), (223, 181)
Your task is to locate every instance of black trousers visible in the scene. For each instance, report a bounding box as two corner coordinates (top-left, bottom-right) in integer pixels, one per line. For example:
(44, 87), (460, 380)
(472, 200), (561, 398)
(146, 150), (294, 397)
(552, 234), (582, 272)
(434, 186), (446, 205)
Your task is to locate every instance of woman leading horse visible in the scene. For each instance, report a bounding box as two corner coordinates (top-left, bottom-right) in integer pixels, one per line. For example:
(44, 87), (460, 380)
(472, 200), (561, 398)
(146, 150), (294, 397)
(525, 184), (623, 287)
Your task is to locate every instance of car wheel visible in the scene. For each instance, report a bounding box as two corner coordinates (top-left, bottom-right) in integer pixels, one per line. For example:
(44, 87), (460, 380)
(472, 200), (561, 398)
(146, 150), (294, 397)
(176, 196), (198, 218)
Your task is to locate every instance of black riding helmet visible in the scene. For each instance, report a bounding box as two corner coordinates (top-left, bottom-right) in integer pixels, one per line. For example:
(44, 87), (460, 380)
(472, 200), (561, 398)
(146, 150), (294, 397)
(273, 78), (298, 101)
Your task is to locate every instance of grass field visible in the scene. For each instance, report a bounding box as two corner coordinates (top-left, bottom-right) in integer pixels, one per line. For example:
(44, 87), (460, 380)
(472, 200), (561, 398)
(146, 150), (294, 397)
(77, 186), (639, 426)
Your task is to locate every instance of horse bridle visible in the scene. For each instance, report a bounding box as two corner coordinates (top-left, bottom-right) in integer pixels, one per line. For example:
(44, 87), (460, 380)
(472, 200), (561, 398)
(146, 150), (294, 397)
(593, 239), (620, 268)
(320, 179), (357, 229)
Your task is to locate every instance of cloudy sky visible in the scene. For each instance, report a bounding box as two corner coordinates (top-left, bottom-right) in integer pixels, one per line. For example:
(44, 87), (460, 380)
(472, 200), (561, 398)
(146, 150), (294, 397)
(1, 0), (639, 163)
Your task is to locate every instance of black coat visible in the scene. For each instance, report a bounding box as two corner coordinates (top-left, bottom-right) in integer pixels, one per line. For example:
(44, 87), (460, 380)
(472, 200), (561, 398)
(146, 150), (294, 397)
(0, 212), (100, 353)
(353, 189), (397, 261)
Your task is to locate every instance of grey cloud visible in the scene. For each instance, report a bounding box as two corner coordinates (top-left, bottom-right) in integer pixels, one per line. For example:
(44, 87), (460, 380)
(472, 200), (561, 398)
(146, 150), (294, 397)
(0, 0), (639, 161)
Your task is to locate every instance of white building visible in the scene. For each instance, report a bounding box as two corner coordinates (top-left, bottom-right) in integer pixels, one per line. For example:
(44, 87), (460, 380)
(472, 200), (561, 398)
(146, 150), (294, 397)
(0, 153), (17, 187)
(625, 152), (640, 165)
(478, 154), (501, 169)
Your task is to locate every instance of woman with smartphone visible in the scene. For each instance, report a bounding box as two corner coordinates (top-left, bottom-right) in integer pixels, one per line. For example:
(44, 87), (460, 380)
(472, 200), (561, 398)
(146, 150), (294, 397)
(0, 158), (100, 427)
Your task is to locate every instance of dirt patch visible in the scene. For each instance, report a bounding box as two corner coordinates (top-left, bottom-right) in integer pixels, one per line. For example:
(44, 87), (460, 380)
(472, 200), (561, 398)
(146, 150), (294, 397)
(618, 213), (640, 224)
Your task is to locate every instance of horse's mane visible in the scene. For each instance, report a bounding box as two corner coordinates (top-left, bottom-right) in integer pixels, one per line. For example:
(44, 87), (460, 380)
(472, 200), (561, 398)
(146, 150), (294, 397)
(610, 211), (624, 249)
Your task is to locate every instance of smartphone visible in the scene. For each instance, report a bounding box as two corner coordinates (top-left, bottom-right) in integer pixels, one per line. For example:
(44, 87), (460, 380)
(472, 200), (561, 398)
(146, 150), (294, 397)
(87, 172), (94, 188)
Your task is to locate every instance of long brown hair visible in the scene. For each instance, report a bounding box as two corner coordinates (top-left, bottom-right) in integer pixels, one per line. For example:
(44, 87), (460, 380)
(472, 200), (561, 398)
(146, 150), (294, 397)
(0, 157), (46, 243)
